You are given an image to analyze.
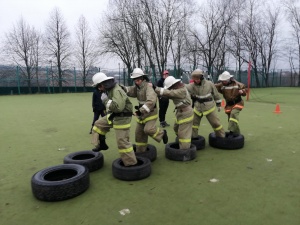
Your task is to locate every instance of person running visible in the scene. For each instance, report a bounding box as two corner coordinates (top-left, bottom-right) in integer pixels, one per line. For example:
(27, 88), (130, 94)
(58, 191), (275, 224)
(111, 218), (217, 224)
(186, 69), (225, 138)
(215, 71), (247, 137)
(91, 72), (137, 166)
(121, 68), (168, 153)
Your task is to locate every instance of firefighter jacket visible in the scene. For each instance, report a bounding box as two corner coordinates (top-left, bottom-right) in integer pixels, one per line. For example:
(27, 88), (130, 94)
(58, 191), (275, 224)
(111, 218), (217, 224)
(186, 79), (222, 115)
(126, 80), (158, 122)
(155, 85), (193, 123)
(102, 84), (133, 128)
(215, 79), (247, 113)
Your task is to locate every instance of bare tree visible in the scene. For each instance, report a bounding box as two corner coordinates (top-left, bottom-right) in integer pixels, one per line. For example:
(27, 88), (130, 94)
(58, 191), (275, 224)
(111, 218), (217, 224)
(45, 7), (72, 93)
(31, 29), (44, 93)
(257, 6), (280, 87)
(234, 0), (262, 87)
(169, 0), (196, 77)
(227, 0), (247, 80)
(184, 36), (201, 71)
(98, 0), (138, 78)
(232, 0), (280, 87)
(190, 0), (237, 79)
(75, 15), (98, 91)
(3, 17), (42, 93)
(283, 0), (300, 86)
(139, 0), (192, 76)
(100, 0), (193, 81)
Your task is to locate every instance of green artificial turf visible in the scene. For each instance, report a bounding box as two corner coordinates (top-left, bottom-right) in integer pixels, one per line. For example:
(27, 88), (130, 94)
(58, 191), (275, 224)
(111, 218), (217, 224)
(0, 87), (299, 225)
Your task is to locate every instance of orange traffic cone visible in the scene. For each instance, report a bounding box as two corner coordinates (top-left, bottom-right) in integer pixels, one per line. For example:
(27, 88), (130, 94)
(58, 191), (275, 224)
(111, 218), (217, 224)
(273, 104), (282, 113)
(221, 99), (225, 107)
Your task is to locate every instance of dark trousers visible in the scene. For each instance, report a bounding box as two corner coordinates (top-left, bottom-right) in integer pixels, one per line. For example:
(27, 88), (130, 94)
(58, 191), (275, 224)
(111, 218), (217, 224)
(92, 110), (106, 128)
(158, 98), (169, 122)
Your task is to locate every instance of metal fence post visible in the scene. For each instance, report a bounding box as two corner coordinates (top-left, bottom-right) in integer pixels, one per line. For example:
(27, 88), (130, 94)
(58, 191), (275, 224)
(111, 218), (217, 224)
(50, 60), (54, 93)
(74, 67), (77, 93)
(123, 67), (126, 86)
(16, 66), (20, 95)
(46, 67), (50, 93)
(118, 63), (120, 84)
(151, 65), (156, 83)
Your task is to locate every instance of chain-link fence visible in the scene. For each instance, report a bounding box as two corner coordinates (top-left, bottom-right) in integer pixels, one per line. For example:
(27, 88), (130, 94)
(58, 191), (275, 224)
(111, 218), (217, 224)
(0, 65), (299, 95)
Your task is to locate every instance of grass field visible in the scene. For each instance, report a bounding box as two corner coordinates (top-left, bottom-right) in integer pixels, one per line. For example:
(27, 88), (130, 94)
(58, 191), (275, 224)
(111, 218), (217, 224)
(0, 87), (299, 225)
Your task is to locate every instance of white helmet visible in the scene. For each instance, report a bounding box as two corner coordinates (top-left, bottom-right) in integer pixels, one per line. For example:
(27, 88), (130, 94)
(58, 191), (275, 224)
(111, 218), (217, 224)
(218, 71), (233, 81)
(130, 68), (147, 79)
(164, 76), (181, 89)
(92, 72), (114, 87)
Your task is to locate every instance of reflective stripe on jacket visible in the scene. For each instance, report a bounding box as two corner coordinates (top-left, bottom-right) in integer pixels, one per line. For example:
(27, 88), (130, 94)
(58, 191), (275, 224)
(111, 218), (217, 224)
(126, 80), (158, 122)
(102, 84), (133, 126)
(186, 79), (222, 113)
(215, 80), (246, 113)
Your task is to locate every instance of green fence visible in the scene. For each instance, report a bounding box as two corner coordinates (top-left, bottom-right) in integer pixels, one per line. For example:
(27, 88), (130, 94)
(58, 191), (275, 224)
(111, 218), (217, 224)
(0, 65), (299, 95)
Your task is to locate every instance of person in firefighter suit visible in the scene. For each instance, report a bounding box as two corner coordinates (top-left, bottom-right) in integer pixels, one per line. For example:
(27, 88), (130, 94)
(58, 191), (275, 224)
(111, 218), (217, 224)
(215, 71), (247, 137)
(91, 72), (137, 166)
(152, 76), (194, 149)
(121, 68), (168, 153)
(186, 69), (225, 138)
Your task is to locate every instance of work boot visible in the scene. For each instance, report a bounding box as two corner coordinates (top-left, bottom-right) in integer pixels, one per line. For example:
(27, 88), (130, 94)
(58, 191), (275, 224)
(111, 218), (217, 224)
(92, 142), (109, 152)
(160, 121), (170, 127)
(226, 131), (239, 138)
(162, 130), (168, 144)
(92, 135), (109, 152)
(92, 145), (101, 152)
(99, 134), (109, 150)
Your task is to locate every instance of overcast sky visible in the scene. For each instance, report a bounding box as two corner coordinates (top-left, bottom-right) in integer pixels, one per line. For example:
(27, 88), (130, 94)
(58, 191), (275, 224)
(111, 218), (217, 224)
(0, 0), (296, 70)
(0, 0), (109, 32)
(0, 0), (121, 69)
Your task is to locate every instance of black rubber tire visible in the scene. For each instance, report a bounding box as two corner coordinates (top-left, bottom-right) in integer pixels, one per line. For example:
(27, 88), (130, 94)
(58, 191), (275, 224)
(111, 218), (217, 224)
(63, 150), (104, 172)
(133, 144), (157, 162)
(31, 164), (90, 202)
(112, 156), (151, 181)
(165, 142), (197, 161)
(209, 132), (244, 150)
(175, 135), (205, 150)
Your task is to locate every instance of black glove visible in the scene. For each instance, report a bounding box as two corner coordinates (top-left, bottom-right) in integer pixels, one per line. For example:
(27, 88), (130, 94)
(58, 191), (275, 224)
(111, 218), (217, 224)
(108, 112), (115, 121)
(135, 111), (142, 116)
(191, 95), (197, 101)
(134, 106), (142, 116)
(152, 83), (156, 90)
(119, 84), (127, 93)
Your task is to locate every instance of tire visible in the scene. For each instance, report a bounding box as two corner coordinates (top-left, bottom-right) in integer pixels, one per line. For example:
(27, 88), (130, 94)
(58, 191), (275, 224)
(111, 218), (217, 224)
(165, 142), (197, 161)
(63, 150), (104, 172)
(133, 144), (157, 162)
(31, 164), (90, 202)
(112, 157), (151, 181)
(208, 132), (244, 150)
(175, 135), (205, 150)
